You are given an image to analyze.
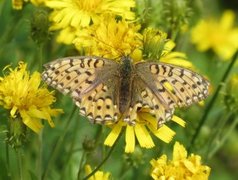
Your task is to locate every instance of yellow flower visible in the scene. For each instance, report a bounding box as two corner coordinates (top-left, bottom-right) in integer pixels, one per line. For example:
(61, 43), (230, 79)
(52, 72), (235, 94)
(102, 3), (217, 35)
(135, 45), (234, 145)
(143, 28), (194, 68)
(143, 28), (175, 59)
(104, 110), (185, 153)
(85, 164), (111, 180)
(73, 15), (143, 60)
(0, 62), (63, 133)
(191, 10), (238, 60)
(45, 0), (135, 30)
(150, 142), (211, 180)
(12, 0), (45, 10)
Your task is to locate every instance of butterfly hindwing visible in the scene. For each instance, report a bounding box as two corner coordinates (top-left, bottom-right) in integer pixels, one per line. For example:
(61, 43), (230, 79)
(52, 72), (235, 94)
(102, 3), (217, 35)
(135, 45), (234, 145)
(128, 76), (174, 126)
(42, 56), (120, 123)
(74, 82), (119, 124)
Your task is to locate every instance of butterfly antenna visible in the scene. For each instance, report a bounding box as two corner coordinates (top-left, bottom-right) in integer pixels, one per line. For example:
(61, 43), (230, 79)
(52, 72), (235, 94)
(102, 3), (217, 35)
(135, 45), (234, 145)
(92, 36), (126, 59)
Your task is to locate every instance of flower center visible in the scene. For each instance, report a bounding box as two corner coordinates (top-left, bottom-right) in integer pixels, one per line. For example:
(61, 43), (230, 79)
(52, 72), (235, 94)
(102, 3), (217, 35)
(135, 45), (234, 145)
(76, 0), (102, 11)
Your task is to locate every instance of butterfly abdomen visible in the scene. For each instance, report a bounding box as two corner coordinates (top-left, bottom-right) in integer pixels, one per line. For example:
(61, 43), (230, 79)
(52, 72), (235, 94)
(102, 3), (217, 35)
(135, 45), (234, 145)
(118, 57), (134, 114)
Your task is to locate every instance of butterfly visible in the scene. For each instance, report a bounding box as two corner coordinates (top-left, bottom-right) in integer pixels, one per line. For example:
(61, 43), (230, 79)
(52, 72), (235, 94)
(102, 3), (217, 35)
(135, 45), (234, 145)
(42, 56), (209, 127)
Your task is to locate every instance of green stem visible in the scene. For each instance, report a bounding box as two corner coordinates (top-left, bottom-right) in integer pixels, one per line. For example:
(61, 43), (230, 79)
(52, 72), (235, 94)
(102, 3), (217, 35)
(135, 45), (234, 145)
(83, 133), (122, 180)
(189, 51), (238, 151)
(60, 116), (81, 180)
(205, 112), (232, 159)
(16, 149), (23, 180)
(6, 142), (11, 178)
(6, 121), (11, 178)
(119, 163), (130, 180)
(37, 130), (43, 180)
(42, 106), (76, 180)
(171, 27), (179, 42)
(37, 43), (44, 71)
(77, 151), (86, 180)
(208, 116), (238, 159)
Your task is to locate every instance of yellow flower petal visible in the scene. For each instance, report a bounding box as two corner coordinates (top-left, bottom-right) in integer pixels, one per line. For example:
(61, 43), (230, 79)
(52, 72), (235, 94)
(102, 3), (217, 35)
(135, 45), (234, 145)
(149, 125), (175, 143)
(10, 106), (18, 118)
(173, 142), (187, 161)
(125, 125), (135, 153)
(171, 115), (186, 127)
(85, 165), (95, 180)
(183, 159), (196, 174)
(20, 110), (42, 133)
(134, 124), (155, 148)
(220, 10), (235, 30)
(138, 112), (157, 128)
(198, 100), (205, 106)
(104, 121), (123, 147)
(160, 52), (194, 69)
(131, 49), (143, 62)
(163, 40), (176, 55)
(27, 107), (57, 127)
(56, 26), (78, 45)
(139, 112), (176, 143)
(28, 107), (50, 120)
(85, 164), (111, 180)
(163, 81), (174, 92)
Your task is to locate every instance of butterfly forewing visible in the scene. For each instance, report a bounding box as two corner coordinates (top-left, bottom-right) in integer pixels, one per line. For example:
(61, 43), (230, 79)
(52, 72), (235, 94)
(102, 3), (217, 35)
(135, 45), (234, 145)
(135, 61), (209, 108)
(133, 61), (209, 126)
(42, 56), (120, 124)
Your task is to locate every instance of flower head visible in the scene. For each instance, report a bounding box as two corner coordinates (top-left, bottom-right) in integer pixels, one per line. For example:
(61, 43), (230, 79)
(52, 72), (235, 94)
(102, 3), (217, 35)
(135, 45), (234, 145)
(0, 62), (63, 134)
(85, 164), (111, 180)
(191, 10), (238, 60)
(31, 9), (50, 44)
(45, 0), (135, 30)
(73, 15), (143, 60)
(150, 142), (211, 179)
(143, 28), (175, 60)
(143, 28), (194, 68)
(104, 110), (185, 153)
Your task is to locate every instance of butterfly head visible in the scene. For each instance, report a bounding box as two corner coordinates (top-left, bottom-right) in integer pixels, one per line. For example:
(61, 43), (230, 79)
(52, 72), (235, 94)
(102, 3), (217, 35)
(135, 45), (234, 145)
(120, 56), (134, 75)
(121, 56), (133, 63)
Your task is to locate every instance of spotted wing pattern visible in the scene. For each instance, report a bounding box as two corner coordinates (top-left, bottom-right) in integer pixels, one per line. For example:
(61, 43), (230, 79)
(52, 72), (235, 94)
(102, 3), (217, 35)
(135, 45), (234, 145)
(42, 56), (120, 124)
(42, 56), (209, 127)
(133, 62), (209, 127)
(123, 76), (175, 127)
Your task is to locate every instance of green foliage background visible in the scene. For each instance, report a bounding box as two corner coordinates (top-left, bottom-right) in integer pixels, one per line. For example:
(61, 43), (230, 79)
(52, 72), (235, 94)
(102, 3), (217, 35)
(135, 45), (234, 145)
(0, 0), (238, 179)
